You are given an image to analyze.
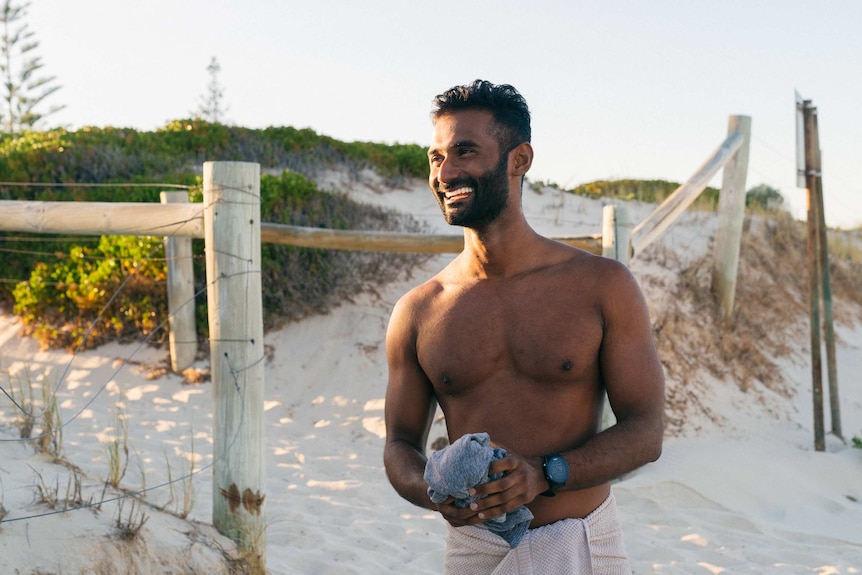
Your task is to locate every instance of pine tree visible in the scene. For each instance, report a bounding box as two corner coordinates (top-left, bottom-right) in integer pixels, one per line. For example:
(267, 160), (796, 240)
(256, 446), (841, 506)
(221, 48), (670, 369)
(0, 0), (64, 134)
(194, 56), (228, 124)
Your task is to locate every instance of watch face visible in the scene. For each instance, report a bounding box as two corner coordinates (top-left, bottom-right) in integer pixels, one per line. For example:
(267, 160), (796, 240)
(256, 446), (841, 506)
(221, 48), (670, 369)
(547, 456), (568, 483)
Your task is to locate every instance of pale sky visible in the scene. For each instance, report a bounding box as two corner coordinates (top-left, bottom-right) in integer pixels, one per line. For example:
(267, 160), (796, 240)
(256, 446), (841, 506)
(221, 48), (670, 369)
(27, 0), (862, 228)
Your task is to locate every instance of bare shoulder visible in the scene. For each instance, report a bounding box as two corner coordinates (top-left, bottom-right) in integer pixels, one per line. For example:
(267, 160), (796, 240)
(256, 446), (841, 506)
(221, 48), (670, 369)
(544, 243), (649, 319)
(386, 265), (453, 343)
(552, 242), (637, 286)
(583, 250), (641, 293)
(391, 271), (445, 320)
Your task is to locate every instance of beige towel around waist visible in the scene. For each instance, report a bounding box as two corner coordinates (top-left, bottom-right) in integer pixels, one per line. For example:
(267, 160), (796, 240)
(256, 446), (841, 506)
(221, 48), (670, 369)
(444, 492), (631, 575)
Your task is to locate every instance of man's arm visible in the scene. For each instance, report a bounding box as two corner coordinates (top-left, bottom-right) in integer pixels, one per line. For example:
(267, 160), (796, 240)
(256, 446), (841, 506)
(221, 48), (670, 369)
(382, 296), (438, 510)
(583, 260), (665, 479)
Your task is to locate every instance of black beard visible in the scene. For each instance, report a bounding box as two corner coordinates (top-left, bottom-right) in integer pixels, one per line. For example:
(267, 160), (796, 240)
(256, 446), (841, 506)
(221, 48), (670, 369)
(434, 153), (509, 229)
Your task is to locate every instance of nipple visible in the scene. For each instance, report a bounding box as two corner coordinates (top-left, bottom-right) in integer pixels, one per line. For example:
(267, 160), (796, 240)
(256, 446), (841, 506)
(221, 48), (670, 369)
(561, 361), (573, 372)
(442, 375), (452, 385)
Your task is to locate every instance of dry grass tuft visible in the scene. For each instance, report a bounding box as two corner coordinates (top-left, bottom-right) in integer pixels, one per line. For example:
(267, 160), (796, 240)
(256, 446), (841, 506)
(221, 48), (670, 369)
(105, 406), (130, 489)
(31, 466), (91, 512)
(3, 368), (36, 440)
(113, 497), (149, 541)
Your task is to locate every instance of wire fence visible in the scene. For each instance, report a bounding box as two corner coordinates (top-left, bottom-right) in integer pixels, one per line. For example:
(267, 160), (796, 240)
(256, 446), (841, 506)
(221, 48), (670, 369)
(0, 188), (227, 527)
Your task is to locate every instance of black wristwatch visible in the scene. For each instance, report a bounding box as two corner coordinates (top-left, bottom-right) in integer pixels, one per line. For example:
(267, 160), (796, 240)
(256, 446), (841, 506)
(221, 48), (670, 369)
(540, 453), (569, 497)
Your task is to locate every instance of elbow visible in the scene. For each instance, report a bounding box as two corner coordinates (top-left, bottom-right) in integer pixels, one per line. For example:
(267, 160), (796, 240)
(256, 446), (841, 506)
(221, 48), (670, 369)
(647, 439), (662, 463)
(647, 418), (664, 463)
(620, 410), (664, 464)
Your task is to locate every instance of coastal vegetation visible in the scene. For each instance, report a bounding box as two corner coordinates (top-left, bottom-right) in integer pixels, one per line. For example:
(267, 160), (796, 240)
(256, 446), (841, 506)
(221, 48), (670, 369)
(0, 120), (802, 351)
(0, 121), (429, 349)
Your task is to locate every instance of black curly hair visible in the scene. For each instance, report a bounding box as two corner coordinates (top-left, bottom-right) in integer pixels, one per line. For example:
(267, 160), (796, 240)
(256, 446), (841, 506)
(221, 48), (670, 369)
(431, 80), (531, 153)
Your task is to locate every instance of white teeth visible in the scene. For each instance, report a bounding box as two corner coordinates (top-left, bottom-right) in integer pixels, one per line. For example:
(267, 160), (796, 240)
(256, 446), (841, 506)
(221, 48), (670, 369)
(444, 186), (474, 199)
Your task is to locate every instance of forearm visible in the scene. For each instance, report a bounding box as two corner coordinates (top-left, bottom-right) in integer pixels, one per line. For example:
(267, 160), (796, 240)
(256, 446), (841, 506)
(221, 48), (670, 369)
(562, 414), (662, 491)
(383, 439), (435, 510)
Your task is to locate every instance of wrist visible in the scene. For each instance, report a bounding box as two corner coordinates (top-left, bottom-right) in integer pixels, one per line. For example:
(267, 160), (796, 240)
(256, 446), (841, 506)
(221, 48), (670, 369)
(540, 453), (569, 497)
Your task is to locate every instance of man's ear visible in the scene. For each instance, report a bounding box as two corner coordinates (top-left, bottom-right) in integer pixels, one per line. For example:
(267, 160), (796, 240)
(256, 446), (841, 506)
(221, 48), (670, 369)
(510, 142), (534, 176)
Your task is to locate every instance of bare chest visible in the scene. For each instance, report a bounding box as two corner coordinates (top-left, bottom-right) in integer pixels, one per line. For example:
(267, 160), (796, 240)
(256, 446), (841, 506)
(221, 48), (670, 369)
(416, 280), (604, 395)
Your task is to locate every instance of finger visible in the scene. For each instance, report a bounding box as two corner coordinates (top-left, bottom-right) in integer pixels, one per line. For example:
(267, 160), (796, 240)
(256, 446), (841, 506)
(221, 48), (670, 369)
(438, 501), (485, 526)
(487, 458), (512, 476)
(488, 440), (510, 452)
(474, 468), (521, 497)
(473, 492), (531, 520)
(475, 476), (535, 511)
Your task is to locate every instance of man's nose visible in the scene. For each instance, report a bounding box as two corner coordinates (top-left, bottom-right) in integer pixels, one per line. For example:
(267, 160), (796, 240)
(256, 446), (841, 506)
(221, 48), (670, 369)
(437, 156), (460, 185)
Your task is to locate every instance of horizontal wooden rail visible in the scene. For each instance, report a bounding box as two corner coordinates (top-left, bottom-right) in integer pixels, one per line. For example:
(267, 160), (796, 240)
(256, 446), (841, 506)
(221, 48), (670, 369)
(261, 222), (603, 254)
(0, 200), (205, 237)
(0, 199), (603, 255)
(261, 223), (462, 253)
(630, 131), (745, 256)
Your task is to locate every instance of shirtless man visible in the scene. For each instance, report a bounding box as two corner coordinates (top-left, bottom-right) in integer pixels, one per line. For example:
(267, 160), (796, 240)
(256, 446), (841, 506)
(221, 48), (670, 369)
(383, 80), (665, 573)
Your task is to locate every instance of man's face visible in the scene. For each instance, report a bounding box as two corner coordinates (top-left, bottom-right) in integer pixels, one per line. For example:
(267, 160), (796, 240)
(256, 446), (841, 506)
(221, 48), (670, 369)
(428, 110), (511, 228)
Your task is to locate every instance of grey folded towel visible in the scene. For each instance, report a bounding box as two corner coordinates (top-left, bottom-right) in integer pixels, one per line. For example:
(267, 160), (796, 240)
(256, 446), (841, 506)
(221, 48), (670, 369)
(424, 432), (534, 547)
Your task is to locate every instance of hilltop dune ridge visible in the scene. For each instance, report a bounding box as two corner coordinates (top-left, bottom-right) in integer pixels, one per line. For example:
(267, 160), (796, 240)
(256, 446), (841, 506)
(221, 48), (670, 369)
(0, 167), (860, 574)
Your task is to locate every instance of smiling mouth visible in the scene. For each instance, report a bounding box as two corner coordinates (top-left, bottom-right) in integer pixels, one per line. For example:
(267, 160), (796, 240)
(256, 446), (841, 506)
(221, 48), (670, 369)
(443, 186), (474, 203)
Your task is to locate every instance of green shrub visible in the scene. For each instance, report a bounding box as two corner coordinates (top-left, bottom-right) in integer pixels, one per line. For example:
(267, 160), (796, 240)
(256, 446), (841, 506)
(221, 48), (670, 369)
(568, 179), (720, 210)
(745, 184), (785, 212)
(13, 235), (168, 349)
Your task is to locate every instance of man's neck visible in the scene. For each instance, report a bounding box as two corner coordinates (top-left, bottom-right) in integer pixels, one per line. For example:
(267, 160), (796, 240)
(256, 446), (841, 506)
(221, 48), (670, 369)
(460, 213), (543, 279)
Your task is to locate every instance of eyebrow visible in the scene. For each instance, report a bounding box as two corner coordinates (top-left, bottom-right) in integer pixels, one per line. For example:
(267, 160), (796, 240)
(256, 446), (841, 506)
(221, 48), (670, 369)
(427, 139), (480, 157)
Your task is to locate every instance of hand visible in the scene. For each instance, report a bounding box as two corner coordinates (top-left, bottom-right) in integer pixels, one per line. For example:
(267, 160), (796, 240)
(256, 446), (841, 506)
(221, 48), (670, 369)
(432, 496), (484, 527)
(458, 452), (548, 524)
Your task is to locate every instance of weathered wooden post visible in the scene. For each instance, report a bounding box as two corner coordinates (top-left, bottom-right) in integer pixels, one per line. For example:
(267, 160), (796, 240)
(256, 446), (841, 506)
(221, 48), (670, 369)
(815, 171), (841, 440)
(710, 115), (751, 321)
(799, 98), (842, 445)
(802, 102), (826, 452)
(805, 108), (841, 440)
(602, 204), (632, 266)
(160, 191), (197, 373)
(203, 161), (266, 570)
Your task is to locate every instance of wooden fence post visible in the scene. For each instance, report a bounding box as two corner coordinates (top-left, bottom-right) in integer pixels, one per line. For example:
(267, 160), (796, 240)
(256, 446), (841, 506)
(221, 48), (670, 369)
(711, 115), (751, 321)
(203, 161), (266, 570)
(160, 191), (197, 373)
(815, 173), (841, 439)
(802, 102), (826, 452)
(806, 104), (841, 441)
(602, 204), (632, 266)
